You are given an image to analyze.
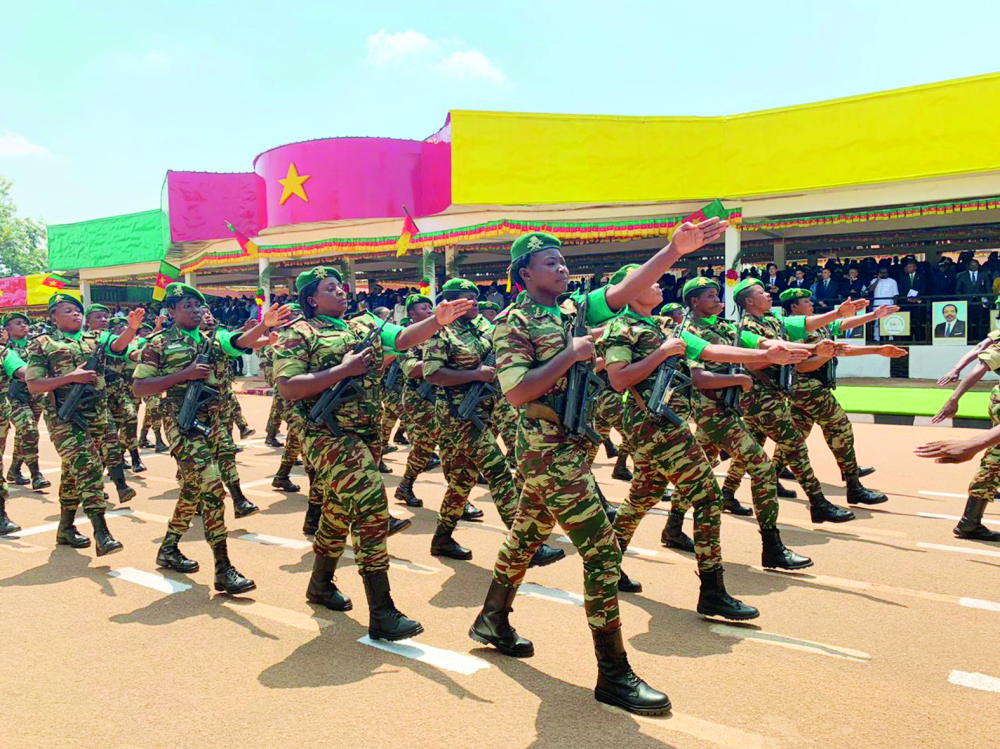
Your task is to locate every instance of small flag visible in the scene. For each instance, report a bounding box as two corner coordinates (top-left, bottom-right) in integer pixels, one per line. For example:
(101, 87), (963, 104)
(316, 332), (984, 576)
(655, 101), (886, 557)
(226, 221), (260, 258)
(668, 199), (729, 239)
(152, 261), (181, 301)
(40, 272), (70, 290)
(396, 214), (419, 258)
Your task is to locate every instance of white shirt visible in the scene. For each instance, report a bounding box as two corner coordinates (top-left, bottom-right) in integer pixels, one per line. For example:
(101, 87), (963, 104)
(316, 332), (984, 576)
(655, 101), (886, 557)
(871, 277), (899, 305)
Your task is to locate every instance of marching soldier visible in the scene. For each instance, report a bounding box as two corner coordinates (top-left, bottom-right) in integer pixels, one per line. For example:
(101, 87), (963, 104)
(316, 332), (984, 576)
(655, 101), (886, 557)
(26, 294), (143, 555)
(4, 312), (50, 490)
(268, 304), (303, 494)
(103, 312), (146, 473)
(274, 266), (471, 640)
(0, 338), (29, 535)
(133, 283), (284, 592)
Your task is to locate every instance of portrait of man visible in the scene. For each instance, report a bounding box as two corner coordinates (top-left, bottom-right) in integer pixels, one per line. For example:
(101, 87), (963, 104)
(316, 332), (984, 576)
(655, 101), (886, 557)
(933, 301), (968, 344)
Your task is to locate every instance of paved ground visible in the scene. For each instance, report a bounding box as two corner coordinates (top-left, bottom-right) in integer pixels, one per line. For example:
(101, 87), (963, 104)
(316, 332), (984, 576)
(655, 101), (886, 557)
(2, 394), (999, 749)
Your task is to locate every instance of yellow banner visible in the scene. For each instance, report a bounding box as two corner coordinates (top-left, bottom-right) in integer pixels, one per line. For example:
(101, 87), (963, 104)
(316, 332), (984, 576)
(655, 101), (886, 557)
(26, 274), (81, 306)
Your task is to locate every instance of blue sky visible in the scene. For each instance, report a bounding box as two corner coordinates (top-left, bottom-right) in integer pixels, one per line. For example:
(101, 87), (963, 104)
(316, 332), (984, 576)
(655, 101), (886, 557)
(3, 0), (999, 226)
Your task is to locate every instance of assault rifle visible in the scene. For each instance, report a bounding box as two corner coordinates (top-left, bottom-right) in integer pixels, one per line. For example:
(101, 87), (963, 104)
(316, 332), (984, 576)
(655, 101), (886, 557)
(308, 315), (389, 437)
(416, 378), (437, 404)
(719, 313), (746, 416)
(456, 349), (497, 431)
(177, 328), (219, 437)
(775, 317), (796, 395)
(384, 359), (403, 393)
(9, 379), (29, 405)
(57, 343), (107, 430)
(646, 312), (691, 428)
(561, 286), (603, 444)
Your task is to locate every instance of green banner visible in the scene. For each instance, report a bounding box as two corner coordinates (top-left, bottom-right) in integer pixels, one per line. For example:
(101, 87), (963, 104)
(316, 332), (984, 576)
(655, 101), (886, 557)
(48, 210), (167, 270)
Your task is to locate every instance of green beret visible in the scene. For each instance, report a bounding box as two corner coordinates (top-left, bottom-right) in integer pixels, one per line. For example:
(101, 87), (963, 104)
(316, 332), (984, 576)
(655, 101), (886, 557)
(511, 232), (561, 264)
(732, 278), (764, 304)
(441, 278), (479, 295)
(661, 303), (682, 314)
(164, 283), (206, 306)
(608, 263), (641, 287)
(48, 292), (83, 312)
(405, 293), (431, 310)
(681, 277), (720, 302)
(779, 287), (812, 304)
(85, 304), (110, 317)
(295, 266), (343, 293)
(479, 301), (502, 312)
(2, 313), (29, 326)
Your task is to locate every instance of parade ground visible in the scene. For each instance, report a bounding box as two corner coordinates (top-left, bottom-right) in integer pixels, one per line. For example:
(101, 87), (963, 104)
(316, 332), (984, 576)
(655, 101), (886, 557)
(1, 393), (997, 749)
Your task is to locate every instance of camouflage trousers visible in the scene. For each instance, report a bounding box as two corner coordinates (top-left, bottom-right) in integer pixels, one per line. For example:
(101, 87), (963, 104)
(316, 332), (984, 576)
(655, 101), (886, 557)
(771, 378), (859, 480)
(0, 397), (9, 492)
(303, 427), (390, 575)
(10, 395), (41, 465)
(101, 402), (124, 469)
(141, 395), (162, 433)
(968, 387), (1000, 502)
(46, 405), (110, 518)
(493, 421), (621, 632)
(162, 409), (229, 547)
(401, 388), (439, 483)
(436, 401), (518, 531)
(613, 405), (722, 572)
(107, 379), (138, 452)
(679, 397), (779, 529)
(722, 387), (822, 498)
(380, 390), (404, 453)
(266, 392), (286, 435)
(493, 398), (519, 468)
(586, 387), (632, 465)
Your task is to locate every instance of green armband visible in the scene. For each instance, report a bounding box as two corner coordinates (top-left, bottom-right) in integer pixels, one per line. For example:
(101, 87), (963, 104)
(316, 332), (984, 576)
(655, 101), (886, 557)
(782, 315), (808, 342)
(382, 321), (406, 350)
(218, 329), (248, 359)
(739, 331), (762, 349)
(584, 286), (615, 327)
(2, 349), (26, 378)
(680, 330), (710, 361)
(828, 320), (843, 337)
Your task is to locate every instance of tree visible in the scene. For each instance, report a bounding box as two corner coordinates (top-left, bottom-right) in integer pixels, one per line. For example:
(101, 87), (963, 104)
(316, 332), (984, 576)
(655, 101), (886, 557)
(0, 177), (47, 276)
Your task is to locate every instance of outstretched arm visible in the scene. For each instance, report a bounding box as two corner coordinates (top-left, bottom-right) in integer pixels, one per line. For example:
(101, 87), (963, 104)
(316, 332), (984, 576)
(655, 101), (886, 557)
(932, 361), (989, 423)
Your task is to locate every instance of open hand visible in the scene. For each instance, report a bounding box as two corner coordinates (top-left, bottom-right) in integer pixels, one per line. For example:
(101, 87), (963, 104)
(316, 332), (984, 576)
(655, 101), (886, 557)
(435, 299), (476, 326)
(878, 345), (908, 358)
(836, 297), (870, 318)
(937, 370), (960, 387)
(671, 218), (728, 256)
(914, 439), (981, 464)
(765, 344), (808, 365)
(873, 304), (900, 319)
(263, 304), (293, 329)
(931, 399), (958, 424)
(127, 307), (145, 331)
(815, 339), (838, 358)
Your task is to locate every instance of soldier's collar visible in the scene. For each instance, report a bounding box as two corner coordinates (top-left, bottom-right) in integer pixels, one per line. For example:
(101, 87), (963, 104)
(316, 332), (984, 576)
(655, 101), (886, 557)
(58, 328), (83, 341)
(175, 325), (202, 343)
(696, 314), (719, 325)
(315, 314), (349, 330)
(622, 306), (657, 326)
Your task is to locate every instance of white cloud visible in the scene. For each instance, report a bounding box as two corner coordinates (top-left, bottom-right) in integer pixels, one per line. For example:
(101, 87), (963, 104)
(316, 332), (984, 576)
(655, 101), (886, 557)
(365, 29), (508, 86)
(0, 131), (49, 157)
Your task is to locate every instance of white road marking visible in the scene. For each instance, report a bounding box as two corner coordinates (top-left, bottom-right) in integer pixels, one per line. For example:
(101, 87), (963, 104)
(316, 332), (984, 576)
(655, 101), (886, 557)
(517, 582), (584, 607)
(919, 511), (1000, 527)
(604, 707), (768, 749)
(917, 542), (1000, 558)
(222, 601), (333, 632)
(109, 568), (193, 594)
(237, 533), (312, 550)
(961, 598), (1000, 612)
(949, 670), (1000, 693)
(8, 509), (131, 538)
(358, 635), (490, 675)
(709, 623), (871, 662)
(0, 537), (46, 553)
(920, 490), (971, 499)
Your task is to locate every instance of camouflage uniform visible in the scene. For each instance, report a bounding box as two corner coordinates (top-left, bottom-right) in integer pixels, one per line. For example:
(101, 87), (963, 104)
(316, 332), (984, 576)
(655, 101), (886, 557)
(274, 313), (399, 573)
(598, 311), (723, 571)
(585, 386), (631, 466)
(423, 318), (519, 530)
(140, 394), (163, 435)
(25, 330), (119, 517)
(7, 336), (44, 468)
(492, 288), (622, 632)
(398, 342), (440, 483)
(379, 367), (404, 453)
(966, 345), (1000, 501)
(105, 343), (139, 452)
(721, 313), (824, 500)
(133, 326), (248, 545)
(261, 347), (286, 436)
(0, 347), (26, 498)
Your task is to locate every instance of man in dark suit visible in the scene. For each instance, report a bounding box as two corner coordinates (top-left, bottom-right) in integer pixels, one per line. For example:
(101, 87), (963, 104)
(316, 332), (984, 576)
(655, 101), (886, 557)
(763, 262), (784, 302)
(812, 268), (840, 311)
(788, 268), (809, 290)
(843, 267), (866, 299)
(955, 259), (991, 338)
(898, 259), (928, 339)
(934, 304), (967, 338)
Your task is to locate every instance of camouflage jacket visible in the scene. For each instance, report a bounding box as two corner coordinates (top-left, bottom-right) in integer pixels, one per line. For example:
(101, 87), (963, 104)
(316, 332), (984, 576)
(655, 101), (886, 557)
(423, 316), (495, 417)
(25, 329), (119, 412)
(273, 313), (401, 435)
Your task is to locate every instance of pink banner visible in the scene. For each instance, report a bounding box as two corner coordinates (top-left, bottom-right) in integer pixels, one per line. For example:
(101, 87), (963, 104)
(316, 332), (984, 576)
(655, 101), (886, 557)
(166, 172), (265, 244)
(0, 277), (28, 308)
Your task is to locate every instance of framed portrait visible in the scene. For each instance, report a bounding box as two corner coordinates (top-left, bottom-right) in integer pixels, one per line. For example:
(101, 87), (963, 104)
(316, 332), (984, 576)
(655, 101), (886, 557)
(932, 301), (968, 345)
(835, 310), (867, 343)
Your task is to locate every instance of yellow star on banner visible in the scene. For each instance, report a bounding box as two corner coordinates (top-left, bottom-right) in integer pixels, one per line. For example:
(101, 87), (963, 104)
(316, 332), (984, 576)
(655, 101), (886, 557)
(278, 162), (311, 206)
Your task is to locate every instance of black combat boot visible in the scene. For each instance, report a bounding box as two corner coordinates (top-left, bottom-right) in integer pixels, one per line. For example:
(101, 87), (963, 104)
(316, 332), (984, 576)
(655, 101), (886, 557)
(306, 554), (352, 611)
(393, 428), (409, 445)
(470, 580), (534, 656)
(265, 430), (284, 448)
(379, 460), (392, 474)
(954, 498), (1000, 541)
(0, 498), (21, 535)
(611, 453), (633, 482)
(394, 477), (422, 507)
(239, 425), (256, 440)
(271, 464), (300, 492)
(857, 466), (876, 478)
(778, 467), (795, 480)
(477, 473), (488, 485)
(56, 507), (91, 548)
(29, 461), (51, 490)
(660, 509), (694, 552)
(845, 475), (887, 505)
(129, 449), (147, 473)
(593, 625), (671, 715)
(596, 483), (617, 521)
(154, 430), (169, 453)
(618, 567), (643, 593)
(603, 437), (619, 459)
(226, 483), (259, 518)
(760, 528), (813, 570)
(303, 503), (321, 536)
(776, 481), (797, 499)
(156, 531), (200, 572)
(109, 464), (136, 503)
(6, 460), (28, 486)
(529, 543), (566, 568)
(426, 454), (441, 471)
(362, 571), (423, 641)
(431, 524), (473, 560)
(383, 444), (398, 455)
(91, 511), (123, 557)
(721, 489), (754, 516)
(387, 516), (411, 537)
(138, 430), (154, 449)
(462, 502), (484, 521)
(808, 494), (855, 523)
(212, 542), (255, 594)
(696, 567), (760, 620)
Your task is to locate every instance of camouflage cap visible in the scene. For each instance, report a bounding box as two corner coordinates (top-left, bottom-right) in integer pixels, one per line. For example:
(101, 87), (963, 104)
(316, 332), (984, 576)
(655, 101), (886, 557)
(510, 232), (561, 263)
(295, 266), (343, 293)
(47, 292), (84, 312)
(441, 278), (479, 294)
(478, 300), (502, 312)
(681, 276), (720, 302)
(164, 282), (206, 306)
(779, 287), (812, 303)
(405, 293), (431, 310)
(608, 263), (641, 287)
(2, 312), (30, 326)
(85, 304), (111, 317)
(661, 303), (683, 314)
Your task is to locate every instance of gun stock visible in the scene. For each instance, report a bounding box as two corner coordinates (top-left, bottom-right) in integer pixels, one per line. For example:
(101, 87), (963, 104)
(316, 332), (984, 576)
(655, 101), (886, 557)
(561, 288), (603, 444)
(456, 350), (497, 432)
(177, 329), (219, 437)
(646, 312), (692, 427)
(56, 345), (106, 430)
